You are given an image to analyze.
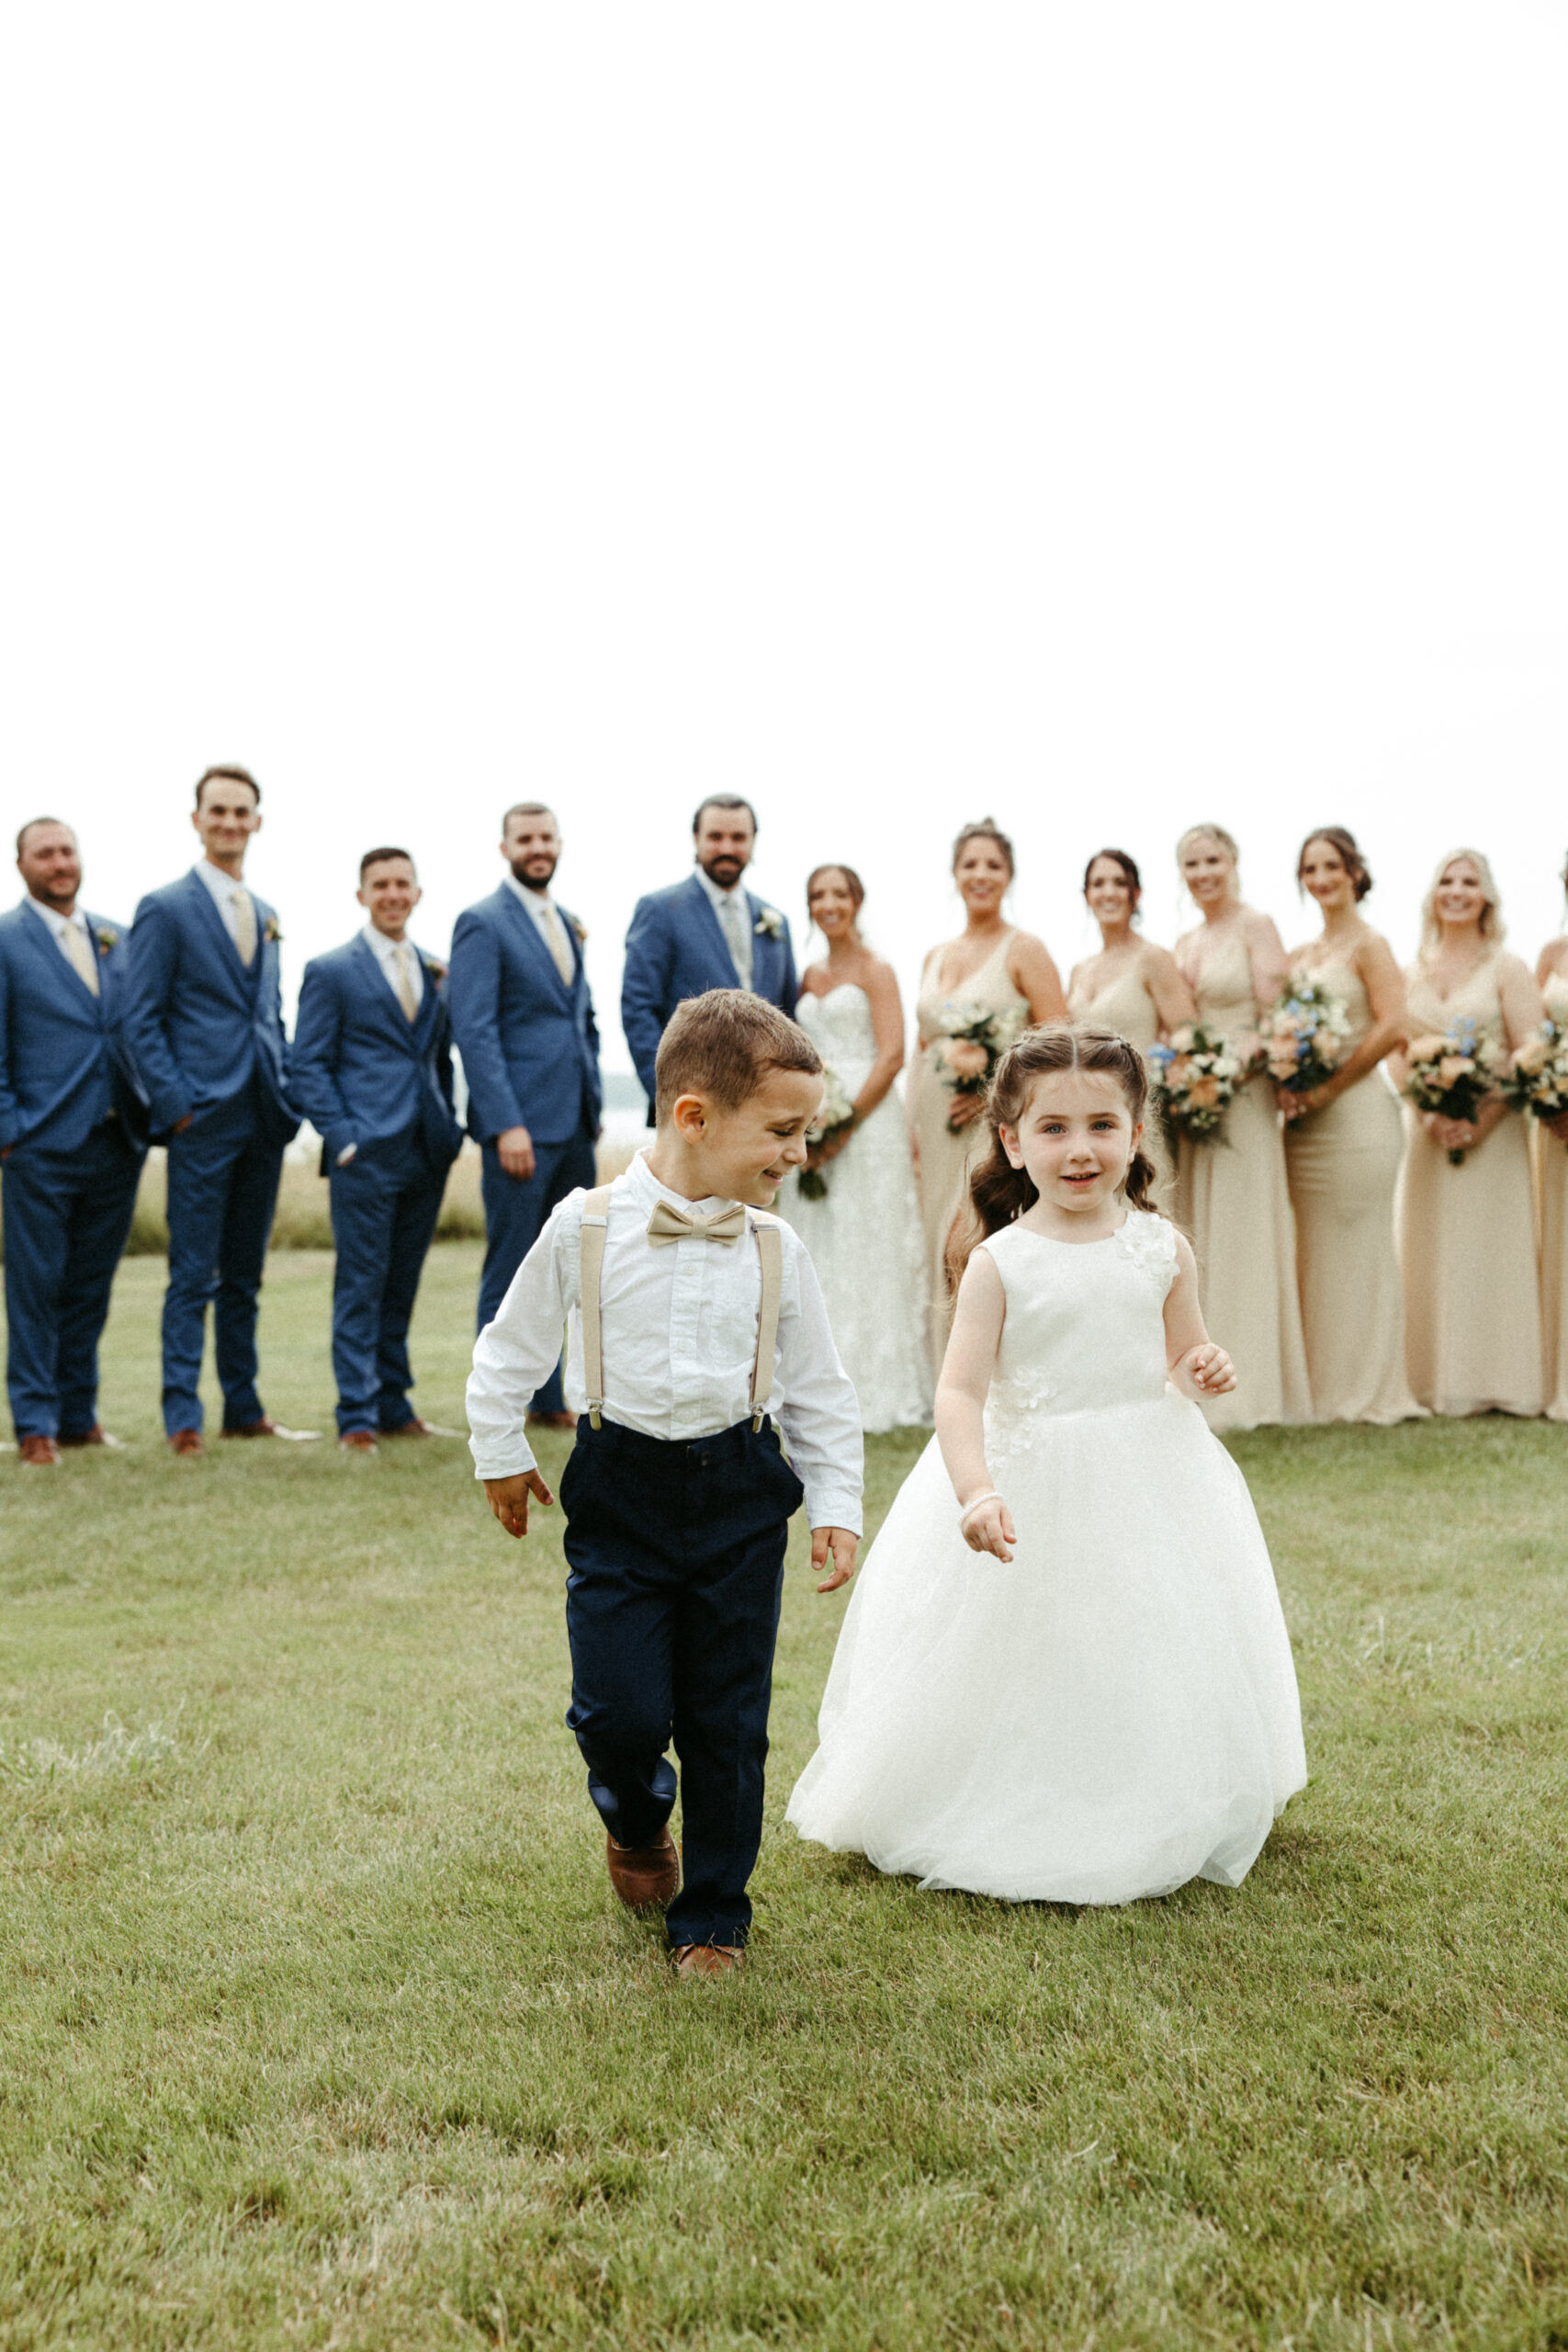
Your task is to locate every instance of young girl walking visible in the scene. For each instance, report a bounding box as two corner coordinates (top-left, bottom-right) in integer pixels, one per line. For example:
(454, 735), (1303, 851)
(787, 1023), (1306, 1905)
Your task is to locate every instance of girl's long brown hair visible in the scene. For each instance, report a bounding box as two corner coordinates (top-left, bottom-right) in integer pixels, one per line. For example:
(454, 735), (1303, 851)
(948, 1023), (1160, 1288)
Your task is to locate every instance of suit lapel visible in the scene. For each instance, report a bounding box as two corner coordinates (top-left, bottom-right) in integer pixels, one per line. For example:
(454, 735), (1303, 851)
(686, 873), (742, 986)
(185, 869), (254, 997)
(17, 904), (104, 1021)
(501, 885), (571, 1006)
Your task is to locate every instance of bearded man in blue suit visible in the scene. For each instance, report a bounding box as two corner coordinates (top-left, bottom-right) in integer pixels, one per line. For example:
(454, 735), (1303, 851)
(448, 801), (601, 1420)
(290, 848), (463, 1452)
(620, 796), (797, 1118)
(0, 819), (149, 1464)
(121, 766), (299, 1455)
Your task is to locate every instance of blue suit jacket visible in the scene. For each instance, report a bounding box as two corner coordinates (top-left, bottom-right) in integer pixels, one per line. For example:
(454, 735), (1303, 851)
(0, 901), (149, 1157)
(120, 869), (298, 1146)
(620, 872), (798, 1106)
(446, 886), (602, 1147)
(288, 934), (465, 1170)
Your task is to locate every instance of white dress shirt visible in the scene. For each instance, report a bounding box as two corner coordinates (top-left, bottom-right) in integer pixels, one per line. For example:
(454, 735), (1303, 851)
(467, 1150), (863, 1532)
(360, 922), (425, 1011)
(694, 865), (753, 991)
(27, 896), (97, 965)
(194, 858), (254, 945)
(503, 873), (577, 978)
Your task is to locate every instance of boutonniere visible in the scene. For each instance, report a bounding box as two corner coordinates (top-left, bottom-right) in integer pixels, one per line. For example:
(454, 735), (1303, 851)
(264, 916), (282, 945)
(423, 956), (448, 982)
(570, 917), (588, 947)
(754, 906), (784, 941)
(95, 926), (118, 956)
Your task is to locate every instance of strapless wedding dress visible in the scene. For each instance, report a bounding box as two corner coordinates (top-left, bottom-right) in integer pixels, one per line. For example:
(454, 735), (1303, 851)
(787, 1212), (1306, 1904)
(778, 985), (931, 1431)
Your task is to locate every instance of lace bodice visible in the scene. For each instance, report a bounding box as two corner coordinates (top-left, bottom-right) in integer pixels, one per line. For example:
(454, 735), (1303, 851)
(981, 1212), (1178, 1454)
(795, 983), (879, 1090)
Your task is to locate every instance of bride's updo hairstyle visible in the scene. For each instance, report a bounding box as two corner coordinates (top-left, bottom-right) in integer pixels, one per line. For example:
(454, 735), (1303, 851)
(1297, 826), (1372, 900)
(949, 1024), (1158, 1287)
(952, 817), (1015, 878)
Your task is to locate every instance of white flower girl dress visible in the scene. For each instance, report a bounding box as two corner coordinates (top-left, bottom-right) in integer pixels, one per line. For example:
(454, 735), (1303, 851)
(786, 1211), (1307, 1905)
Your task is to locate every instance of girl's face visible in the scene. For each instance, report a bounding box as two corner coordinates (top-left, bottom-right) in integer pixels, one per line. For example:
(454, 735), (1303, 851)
(1000, 1069), (1139, 1216)
(807, 869), (859, 940)
(1300, 836), (1353, 910)
(954, 838), (1011, 916)
(1435, 857), (1487, 931)
(1180, 834), (1236, 910)
(1086, 856), (1137, 928)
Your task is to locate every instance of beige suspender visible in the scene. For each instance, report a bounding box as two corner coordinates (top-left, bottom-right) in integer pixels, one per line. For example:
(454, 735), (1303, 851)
(576, 1183), (784, 1433)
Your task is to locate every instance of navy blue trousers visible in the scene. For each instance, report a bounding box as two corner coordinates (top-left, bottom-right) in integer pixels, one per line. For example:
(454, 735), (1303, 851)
(2, 1120), (142, 1440)
(561, 1416), (804, 1948)
(161, 1089), (284, 1435)
(478, 1125), (596, 1411)
(328, 1130), (446, 1434)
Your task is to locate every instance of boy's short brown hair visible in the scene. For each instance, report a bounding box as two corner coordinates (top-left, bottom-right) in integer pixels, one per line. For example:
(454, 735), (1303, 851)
(655, 989), (822, 1123)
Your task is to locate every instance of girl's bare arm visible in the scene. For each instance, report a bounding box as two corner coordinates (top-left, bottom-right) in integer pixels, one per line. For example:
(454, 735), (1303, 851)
(934, 1247), (1015, 1559)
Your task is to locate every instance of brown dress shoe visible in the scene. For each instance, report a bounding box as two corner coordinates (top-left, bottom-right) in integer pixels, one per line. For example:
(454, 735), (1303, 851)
(18, 1434), (61, 1467)
(526, 1410), (578, 1430)
(338, 1430), (378, 1453)
(379, 1417), (431, 1437)
(167, 1428), (205, 1457)
(58, 1425), (105, 1447)
(673, 1944), (744, 1980)
(604, 1826), (680, 1909)
(220, 1417), (277, 1439)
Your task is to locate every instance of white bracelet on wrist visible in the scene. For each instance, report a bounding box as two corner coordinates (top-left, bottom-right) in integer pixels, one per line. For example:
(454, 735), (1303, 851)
(958, 1489), (1002, 1530)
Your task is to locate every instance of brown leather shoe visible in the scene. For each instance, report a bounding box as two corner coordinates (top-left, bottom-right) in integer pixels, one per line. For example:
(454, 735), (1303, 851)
(526, 1410), (578, 1430)
(220, 1417), (277, 1439)
(673, 1943), (744, 1980)
(18, 1434), (60, 1467)
(58, 1425), (105, 1447)
(604, 1826), (680, 1909)
(167, 1428), (204, 1457)
(379, 1417), (431, 1437)
(338, 1430), (378, 1453)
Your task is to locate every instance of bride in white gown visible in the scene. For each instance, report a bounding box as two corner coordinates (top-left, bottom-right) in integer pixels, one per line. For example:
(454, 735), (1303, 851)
(788, 1023), (1305, 1905)
(778, 865), (931, 1431)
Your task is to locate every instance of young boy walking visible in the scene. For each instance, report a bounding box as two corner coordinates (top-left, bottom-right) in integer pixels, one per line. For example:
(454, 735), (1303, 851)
(468, 989), (863, 1977)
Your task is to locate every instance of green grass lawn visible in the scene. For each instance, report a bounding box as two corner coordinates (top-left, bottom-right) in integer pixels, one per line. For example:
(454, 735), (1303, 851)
(1, 1245), (1565, 2349)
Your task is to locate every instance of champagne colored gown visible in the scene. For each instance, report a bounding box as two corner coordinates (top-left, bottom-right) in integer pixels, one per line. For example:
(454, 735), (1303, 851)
(1282, 957), (1423, 1423)
(1534, 969), (1568, 1421)
(1067, 947), (1175, 1211)
(1398, 956), (1542, 1417)
(1172, 930), (1313, 1434)
(909, 933), (1030, 1374)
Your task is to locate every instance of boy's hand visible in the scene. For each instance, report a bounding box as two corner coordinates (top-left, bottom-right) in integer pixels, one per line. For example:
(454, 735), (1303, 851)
(483, 1469), (556, 1538)
(1179, 1342), (1235, 1398)
(811, 1525), (858, 1593)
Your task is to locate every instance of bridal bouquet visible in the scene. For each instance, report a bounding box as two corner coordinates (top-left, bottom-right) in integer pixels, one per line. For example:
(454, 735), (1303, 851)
(931, 1002), (1026, 1133)
(1260, 976), (1352, 1094)
(797, 1066), (857, 1200)
(1402, 1020), (1501, 1164)
(1499, 1020), (1568, 1124)
(1147, 1023), (1246, 1141)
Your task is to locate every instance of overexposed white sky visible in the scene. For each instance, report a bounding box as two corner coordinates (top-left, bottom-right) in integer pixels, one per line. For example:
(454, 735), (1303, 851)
(3, 3), (1564, 1075)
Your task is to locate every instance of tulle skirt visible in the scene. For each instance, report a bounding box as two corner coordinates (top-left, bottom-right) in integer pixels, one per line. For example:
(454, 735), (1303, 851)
(786, 1392), (1307, 1905)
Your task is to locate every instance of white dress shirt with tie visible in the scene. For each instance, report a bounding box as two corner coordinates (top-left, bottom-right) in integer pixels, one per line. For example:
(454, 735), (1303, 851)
(28, 898), (101, 995)
(694, 866), (754, 991)
(503, 873), (577, 987)
(194, 859), (257, 963)
(361, 922), (424, 1014)
(466, 1150), (863, 1532)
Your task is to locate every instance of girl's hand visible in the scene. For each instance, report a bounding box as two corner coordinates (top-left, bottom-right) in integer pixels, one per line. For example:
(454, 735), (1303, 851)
(960, 1495), (1016, 1562)
(1178, 1343), (1235, 1398)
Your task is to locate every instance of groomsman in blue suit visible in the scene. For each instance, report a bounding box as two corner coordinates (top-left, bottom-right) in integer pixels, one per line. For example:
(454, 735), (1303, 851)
(447, 801), (601, 1419)
(620, 796), (798, 1117)
(121, 767), (299, 1455)
(0, 819), (149, 1464)
(289, 848), (464, 1452)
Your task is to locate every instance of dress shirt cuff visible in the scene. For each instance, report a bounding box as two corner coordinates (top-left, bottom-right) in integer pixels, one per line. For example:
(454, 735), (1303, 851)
(802, 1483), (863, 1537)
(469, 1436), (539, 1484)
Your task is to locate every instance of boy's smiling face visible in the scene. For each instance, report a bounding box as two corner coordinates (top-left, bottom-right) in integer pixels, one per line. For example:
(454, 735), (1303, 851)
(657, 1069), (824, 1207)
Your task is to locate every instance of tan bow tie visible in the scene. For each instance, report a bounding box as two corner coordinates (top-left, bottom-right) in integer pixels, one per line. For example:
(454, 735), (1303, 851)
(645, 1199), (749, 1248)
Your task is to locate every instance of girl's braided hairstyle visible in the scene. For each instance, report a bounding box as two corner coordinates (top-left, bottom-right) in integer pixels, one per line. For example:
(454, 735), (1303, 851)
(947, 1023), (1160, 1289)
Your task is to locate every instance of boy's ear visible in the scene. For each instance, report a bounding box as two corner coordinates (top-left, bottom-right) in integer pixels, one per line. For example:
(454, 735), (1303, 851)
(671, 1090), (709, 1139)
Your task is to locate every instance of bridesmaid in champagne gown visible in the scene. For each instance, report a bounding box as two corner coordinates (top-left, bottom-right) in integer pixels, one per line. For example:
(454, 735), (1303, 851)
(1172, 824), (1312, 1434)
(908, 818), (1066, 1371)
(1393, 849), (1543, 1418)
(1066, 847), (1195, 1213)
(1280, 828), (1423, 1423)
(1534, 910), (1568, 1420)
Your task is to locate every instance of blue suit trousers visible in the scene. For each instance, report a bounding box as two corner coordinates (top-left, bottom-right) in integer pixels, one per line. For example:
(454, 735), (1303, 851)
(478, 1124), (596, 1411)
(161, 1085), (285, 1434)
(3, 1121), (141, 1440)
(328, 1129), (446, 1434)
(560, 1416), (804, 1948)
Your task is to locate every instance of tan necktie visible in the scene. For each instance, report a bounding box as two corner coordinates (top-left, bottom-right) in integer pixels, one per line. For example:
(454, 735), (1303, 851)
(62, 920), (100, 998)
(645, 1199), (749, 1248)
(393, 941), (419, 1023)
(231, 888), (257, 968)
(540, 899), (575, 987)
